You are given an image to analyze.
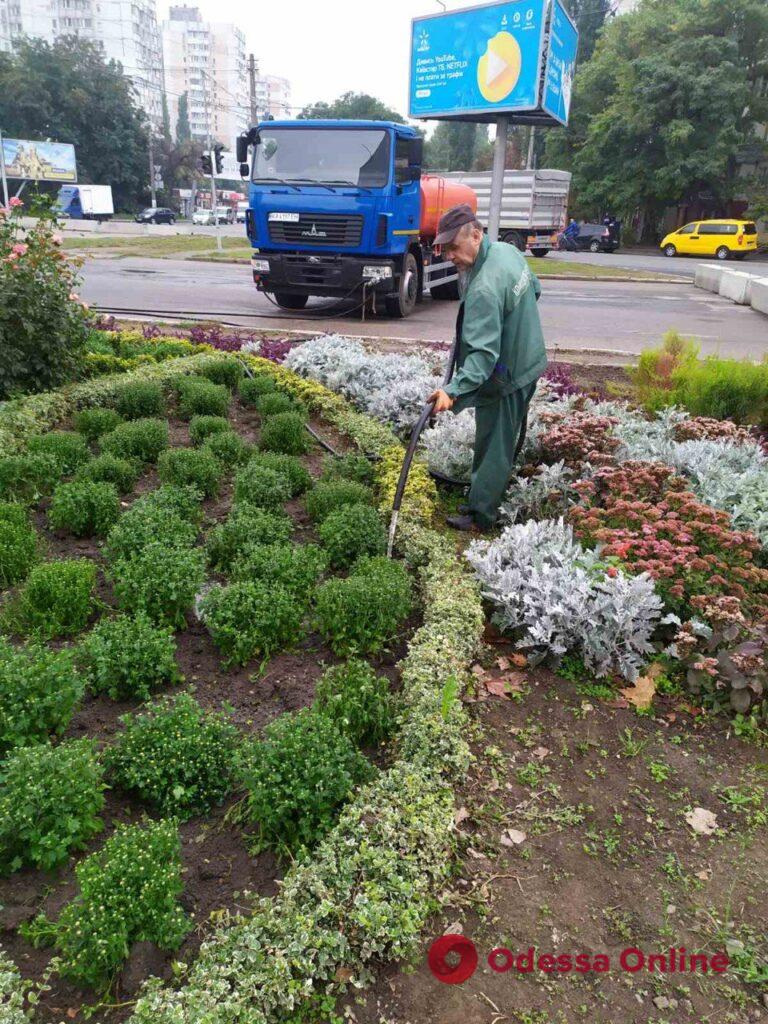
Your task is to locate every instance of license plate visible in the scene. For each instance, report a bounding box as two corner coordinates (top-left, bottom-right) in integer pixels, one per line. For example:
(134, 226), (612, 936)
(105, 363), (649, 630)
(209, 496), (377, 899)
(269, 212), (300, 222)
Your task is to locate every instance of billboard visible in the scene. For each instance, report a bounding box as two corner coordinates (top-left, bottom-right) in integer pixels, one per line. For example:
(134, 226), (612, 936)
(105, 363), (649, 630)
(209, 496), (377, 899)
(541, 0), (579, 125)
(1, 138), (77, 182)
(409, 0), (548, 120)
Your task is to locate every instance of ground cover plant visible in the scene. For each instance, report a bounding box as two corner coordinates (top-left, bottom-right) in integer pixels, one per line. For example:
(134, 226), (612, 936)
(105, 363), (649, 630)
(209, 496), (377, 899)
(48, 479), (120, 537)
(75, 452), (140, 493)
(157, 447), (224, 498)
(175, 376), (230, 419)
(100, 417), (169, 464)
(114, 380), (165, 420)
(0, 505), (38, 587)
(3, 559), (97, 639)
(0, 640), (83, 753)
(78, 612), (181, 700)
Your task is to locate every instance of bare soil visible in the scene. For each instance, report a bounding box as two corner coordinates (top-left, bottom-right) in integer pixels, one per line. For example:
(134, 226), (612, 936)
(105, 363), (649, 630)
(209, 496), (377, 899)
(1, 390), (412, 1022)
(343, 639), (768, 1024)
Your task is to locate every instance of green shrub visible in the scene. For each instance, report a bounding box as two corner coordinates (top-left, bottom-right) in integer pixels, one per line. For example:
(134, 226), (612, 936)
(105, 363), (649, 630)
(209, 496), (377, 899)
(250, 453), (312, 497)
(201, 580), (304, 666)
(189, 415), (232, 445)
(114, 380), (165, 420)
(630, 331), (701, 411)
(199, 358), (243, 390)
(104, 693), (239, 819)
(73, 408), (123, 442)
(239, 374), (276, 404)
(0, 739), (105, 874)
(22, 819), (189, 988)
(78, 613), (181, 701)
(157, 447), (224, 498)
(75, 453), (140, 494)
(238, 708), (374, 854)
(110, 543), (205, 627)
(28, 431), (89, 476)
(104, 499), (198, 563)
(259, 412), (310, 455)
(672, 356), (768, 428)
(255, 392), (296, 418)
(318, 503), (386, 568)
(232, 542), (327, 599)
(0, 502), (27, 527)
(0, 640), (84, 753)
(321, 453), (375, 487)
(176, 377), (229, 419)
(205, 505), (293, 571)
(233, 463), (292, 510)
(313, 659), (393, 747)
(101, 418), (169, 463)
(136, 484), (203, 523)
(305, 480), (374, 523)
(48, 480), (120, 537)
(0, 453), (58, 503)
(202, 431), (252, 468)
(4, 560), (97, 639)
(315, 557), (412, 655)
(0, 515), (37, 588)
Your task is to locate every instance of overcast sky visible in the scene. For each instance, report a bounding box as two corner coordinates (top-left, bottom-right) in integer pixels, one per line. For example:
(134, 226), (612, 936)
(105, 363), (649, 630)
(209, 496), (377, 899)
(161, 0), (459, 121)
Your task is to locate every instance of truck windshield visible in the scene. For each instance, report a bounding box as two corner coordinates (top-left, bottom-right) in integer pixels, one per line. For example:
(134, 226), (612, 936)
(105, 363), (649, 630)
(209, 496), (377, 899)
(252, 128), (390, 189)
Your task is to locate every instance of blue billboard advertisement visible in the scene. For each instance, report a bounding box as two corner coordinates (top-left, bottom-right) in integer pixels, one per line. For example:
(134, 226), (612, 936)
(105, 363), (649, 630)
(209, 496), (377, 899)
(409, 0), (548, 120)
(541, 0), (579, 125)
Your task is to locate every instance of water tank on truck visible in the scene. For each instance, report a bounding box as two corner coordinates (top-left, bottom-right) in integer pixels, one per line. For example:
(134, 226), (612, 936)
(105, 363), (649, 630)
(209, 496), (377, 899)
(420, 175), (478, 301)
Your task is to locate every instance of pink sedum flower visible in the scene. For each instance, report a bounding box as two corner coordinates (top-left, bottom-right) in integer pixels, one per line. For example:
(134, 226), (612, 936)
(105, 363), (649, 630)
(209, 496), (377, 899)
(11, 243), (28, 256)
(8, 196), (23, 208)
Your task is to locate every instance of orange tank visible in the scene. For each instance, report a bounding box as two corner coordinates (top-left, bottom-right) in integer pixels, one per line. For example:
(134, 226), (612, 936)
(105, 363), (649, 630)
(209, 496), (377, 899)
(419, 175), (478, 241)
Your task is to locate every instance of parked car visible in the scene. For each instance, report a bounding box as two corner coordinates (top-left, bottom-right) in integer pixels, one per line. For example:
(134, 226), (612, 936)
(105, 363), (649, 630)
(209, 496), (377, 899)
(559, 222), (619, 253)
(236, 200), (249, 224)
(135, 207), (176, 225)
(660, 220), (759, 261)
(192, 207), (231, 225)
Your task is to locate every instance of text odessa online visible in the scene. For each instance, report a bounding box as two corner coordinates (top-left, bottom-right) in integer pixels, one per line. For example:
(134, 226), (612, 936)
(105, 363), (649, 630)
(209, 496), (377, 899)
(488, 947), (729, 975)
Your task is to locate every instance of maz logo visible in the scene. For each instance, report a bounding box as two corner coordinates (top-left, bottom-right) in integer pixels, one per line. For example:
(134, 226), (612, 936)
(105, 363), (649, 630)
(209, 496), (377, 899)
(302, 224), (327, 238)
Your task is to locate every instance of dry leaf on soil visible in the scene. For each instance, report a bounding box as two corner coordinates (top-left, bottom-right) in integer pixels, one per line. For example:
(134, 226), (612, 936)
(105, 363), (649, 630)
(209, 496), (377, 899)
(500, 828), (527, 846)
(620, 662), (664, 709)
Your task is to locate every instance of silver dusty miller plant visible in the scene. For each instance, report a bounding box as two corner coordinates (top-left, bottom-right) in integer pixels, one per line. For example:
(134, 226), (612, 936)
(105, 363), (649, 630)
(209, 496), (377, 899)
(466, 518), (663, 681)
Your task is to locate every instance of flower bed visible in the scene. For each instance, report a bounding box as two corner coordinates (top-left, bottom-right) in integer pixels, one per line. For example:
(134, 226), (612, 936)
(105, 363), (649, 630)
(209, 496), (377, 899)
(0, 350), (484, 1022)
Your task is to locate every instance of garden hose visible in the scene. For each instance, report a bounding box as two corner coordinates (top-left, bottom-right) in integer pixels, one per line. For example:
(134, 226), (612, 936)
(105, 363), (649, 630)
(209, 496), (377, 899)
(386, 327), (461, 558)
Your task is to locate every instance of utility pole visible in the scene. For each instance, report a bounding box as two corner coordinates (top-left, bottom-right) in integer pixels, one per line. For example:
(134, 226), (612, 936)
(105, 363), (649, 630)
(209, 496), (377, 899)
(526, 127), (536, 171)
(488, 116), (509, 242)
(0, 130), (9, 209)
(202, 70), (222, 252)
(148, 134), (157, 208)
(248, 53), (259, 126)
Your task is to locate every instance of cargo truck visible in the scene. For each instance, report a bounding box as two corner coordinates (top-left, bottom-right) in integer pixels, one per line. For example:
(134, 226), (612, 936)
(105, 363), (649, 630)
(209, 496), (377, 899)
(236, 119), (477, 318)
(443, 169), (571, 256)
(56, 184), (114, 221)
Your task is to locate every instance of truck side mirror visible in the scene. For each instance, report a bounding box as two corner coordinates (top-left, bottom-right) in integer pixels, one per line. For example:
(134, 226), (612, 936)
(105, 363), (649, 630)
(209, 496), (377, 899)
(236, 133), (249, 164)
(408, 137), (424, 177)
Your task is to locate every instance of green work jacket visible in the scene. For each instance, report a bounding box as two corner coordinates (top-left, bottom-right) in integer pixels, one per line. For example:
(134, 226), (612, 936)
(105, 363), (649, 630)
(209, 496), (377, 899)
(444, 236), (547, 411)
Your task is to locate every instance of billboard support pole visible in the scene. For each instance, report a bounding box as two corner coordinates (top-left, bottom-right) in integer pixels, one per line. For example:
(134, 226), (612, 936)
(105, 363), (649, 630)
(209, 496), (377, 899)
(487, 115), (509, 242)
(0, 131), (9, 210)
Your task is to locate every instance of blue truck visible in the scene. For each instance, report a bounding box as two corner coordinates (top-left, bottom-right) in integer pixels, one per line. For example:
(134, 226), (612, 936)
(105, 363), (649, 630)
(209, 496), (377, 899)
(235, 119), (477, 318)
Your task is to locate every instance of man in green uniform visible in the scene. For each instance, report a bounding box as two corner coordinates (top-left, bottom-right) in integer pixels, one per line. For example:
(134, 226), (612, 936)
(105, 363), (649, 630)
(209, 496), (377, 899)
(428, 204), (547, 532)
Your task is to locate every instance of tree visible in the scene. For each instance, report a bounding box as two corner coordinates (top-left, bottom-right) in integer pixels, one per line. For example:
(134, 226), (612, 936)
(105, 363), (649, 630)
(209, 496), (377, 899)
(176, 92), (191, 143)
(298, 91), (406, 123)
(545, 0), (768, 234)
(568, 0), (613, 62)
(424, 123), (489, 171)
(0, 36), (149, 211)
(161, 93), (171, 144)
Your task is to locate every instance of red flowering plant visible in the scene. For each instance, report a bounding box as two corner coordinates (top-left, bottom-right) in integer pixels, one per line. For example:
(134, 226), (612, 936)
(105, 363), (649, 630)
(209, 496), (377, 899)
(673, 416), (757, 445)
(569, 461), (768, 619)
(0, 192), (91, 398)
(668, 595), (767, 719)
(537, 410), (621, 468)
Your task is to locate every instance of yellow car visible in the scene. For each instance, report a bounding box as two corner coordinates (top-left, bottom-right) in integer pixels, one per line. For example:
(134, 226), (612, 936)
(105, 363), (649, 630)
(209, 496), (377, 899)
(661, 219), (758, 261)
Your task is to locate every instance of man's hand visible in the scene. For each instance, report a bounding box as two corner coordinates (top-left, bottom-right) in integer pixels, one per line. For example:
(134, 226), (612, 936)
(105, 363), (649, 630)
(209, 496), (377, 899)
(428, 388), (454, 414)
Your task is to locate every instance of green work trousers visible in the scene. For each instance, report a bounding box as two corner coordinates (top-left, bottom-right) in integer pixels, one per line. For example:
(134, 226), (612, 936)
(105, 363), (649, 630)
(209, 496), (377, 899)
(467, 381), (538, 529)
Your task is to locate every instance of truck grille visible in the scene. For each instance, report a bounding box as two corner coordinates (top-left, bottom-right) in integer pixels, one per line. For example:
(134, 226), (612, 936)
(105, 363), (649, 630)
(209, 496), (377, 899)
(269, 214), (363, 246)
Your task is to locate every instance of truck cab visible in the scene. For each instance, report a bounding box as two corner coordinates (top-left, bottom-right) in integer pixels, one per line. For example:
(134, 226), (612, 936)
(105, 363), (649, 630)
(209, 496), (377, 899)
(237, 119), (436, 317)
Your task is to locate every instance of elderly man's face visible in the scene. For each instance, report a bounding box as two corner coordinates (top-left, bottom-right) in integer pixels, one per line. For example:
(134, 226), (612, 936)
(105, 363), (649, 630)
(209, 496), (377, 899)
(444, 225), (483, 270)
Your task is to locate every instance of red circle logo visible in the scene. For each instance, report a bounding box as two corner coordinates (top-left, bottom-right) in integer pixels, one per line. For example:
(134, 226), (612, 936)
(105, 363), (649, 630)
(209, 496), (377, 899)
(427, 934), (479, 985)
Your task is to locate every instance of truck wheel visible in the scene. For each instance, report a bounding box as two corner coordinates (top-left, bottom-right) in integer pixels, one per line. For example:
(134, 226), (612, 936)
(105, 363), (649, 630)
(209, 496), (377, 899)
(273, 292), (309, 310)
(430, 278), (460, 300)
(502, 231), (526, 251)
(530, 248), (549, 258)
(385, 253), (418, 318)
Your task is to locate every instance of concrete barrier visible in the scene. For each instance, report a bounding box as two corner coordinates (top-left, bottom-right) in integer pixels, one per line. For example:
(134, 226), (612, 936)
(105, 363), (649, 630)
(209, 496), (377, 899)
(718, 270), (756, 305)
(750, 278), (768, 316)
(694, 263), (727, 293)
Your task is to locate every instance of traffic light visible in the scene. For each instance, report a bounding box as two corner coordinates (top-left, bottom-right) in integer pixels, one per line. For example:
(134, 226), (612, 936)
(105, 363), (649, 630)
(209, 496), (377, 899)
(201, 151), (213, 175)
(213, 144), (224, 175)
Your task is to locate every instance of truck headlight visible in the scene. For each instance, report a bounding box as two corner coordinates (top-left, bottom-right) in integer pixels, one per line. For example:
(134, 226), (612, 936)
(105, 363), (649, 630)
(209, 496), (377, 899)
(363, 264), (392, 282)
(251, 258), (270, 273)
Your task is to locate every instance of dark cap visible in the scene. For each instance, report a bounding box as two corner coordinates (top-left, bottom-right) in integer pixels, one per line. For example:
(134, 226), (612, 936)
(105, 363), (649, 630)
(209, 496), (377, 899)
(434, 203), (478, 246)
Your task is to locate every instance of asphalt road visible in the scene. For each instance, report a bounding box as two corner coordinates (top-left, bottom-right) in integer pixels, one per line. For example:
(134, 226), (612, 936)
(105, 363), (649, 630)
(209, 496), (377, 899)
(546, 248), (768, 280)
(80, 256), (768, 362)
